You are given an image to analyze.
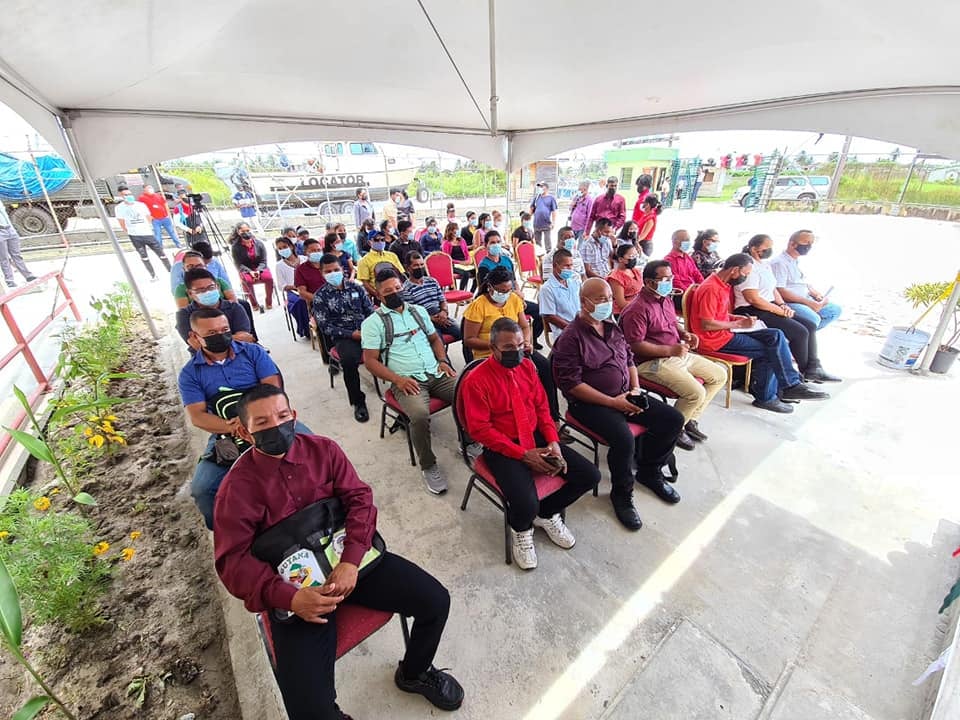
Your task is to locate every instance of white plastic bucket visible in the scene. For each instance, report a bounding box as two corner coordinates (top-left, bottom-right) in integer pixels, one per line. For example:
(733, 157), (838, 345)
(878, 326), (930, 369)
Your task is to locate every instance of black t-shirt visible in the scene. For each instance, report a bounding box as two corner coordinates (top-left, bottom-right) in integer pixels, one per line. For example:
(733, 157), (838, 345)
(512, 227), (532, 245)
(460, 225), (475, 244)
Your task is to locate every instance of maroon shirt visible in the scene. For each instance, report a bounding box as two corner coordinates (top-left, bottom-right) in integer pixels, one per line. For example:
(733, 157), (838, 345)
(294, 262), (326, 294)
(587, 193), (627, 231)
(619, 287), (682, 360)
(551, 315), (634, 398)
(213, 434), (378, 613)
(665, 249), (704, 291)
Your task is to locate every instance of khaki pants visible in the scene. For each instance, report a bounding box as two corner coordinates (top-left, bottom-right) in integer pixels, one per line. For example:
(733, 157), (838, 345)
(392, 374), (456, 469)
(636, 353), (726, 422)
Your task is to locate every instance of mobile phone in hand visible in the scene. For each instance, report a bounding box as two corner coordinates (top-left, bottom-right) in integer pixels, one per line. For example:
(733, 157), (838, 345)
(627, 392), (649, 410)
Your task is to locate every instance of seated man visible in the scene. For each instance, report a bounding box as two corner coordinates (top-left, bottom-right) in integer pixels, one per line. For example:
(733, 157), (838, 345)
(294, 238), (328, 304)
(770, 230), (842, 382)
(357, 233), (404, 298)
(177, 307), (290, 528)
(401, 252), (461, 342)
(362, 270), (460, 495)
(312, 254), (374, 423)
(664, 229), (704, 312)
(461, 317), (600, 570)
(171, 246), (236, 309)
(541, 226), (585, 279)
(175, 269), (255, 347)
(553, 279), (684, 531)
(581, 218), (614, 279)
(538, 248), (581, 337)
(689, 254), (829, 414)
(620, 261), (727, 450)
(389, 220), (423, 266)
(214, 384), (464, 720)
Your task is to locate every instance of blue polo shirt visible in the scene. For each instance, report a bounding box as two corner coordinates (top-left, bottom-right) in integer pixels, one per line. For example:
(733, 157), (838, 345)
(177, 341), (279, 411)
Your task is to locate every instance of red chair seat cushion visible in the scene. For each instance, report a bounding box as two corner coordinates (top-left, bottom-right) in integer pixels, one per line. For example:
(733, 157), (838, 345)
(473, 455), (565, 498)
(699, 350), (750, 365)
(329, 347), (340, 361)
(335, 605), (393, 659)
(564, 411), (645, 445)
(636, 377), (680, 398)
(442, 334), (457, 345)
(524, 275), (543, 284)
(444, 290), (473, 303)
(385, 388), (451, 414)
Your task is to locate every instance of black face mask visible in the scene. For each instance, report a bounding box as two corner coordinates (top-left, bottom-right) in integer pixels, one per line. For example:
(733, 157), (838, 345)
(795, 244), (811, 256)
(640, 241), (654, 256)
(759, 248), (773, 260)
(203, 331), (233, 353)
(497, 349), (523, 369)
(625, 258), (638, 269)
(240, 232), (253, 240)
(252, 419), (296, 455)
(382, 293), (404, 310)
(606, 188), (616, 197)
(729, 275), (748, 287)
(411, 267), (426, 279)
(337, 232), (346, 240)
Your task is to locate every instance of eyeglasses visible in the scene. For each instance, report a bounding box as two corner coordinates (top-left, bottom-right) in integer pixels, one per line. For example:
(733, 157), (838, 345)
(193, 285), (218, 293)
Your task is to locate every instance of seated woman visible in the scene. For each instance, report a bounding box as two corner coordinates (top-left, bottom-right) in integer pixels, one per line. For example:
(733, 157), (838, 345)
(358, 218), (377, 255)
(462, 266), (558, 419)
(616, 221), (639, 247)
(273, 236), (309, 339)
(476, 231), (543, 347)
(511, 211), (534, 254)
(607, 243), (645, 314)
(323, 231), (356, 279)
(734, 234), (825, 381)
(693, 228), (722, 278)
(229, 222), (274, 312)
(442, 222), (475, 292)
(332, 221), (360, 263)
(420, 217), (443, 254)
(473, 212), (492, 249)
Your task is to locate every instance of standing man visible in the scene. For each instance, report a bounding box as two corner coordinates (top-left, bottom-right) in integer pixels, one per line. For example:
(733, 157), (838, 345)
(770, 230), (843, 333)
(585, 176), (626, 235)
(581, 218), (614, 279)
(382, 189), (401, 231)
(664, 229), (703, 312)
(0, 203), (37, 289)
(529, 182), (558, 252)
(353, 187), (374, 231)
(138, 183), (182, 249)
(568, 181), (594, 241)
(116, 186), (171, 280)
(232, 185), (261, 232)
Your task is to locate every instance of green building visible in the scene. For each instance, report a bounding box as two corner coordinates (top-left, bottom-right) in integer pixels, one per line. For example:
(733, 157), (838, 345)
(603, 146), (679, 207)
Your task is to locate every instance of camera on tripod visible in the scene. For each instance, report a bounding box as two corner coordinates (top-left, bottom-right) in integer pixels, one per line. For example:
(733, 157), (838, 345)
(187, 192), (211, 208)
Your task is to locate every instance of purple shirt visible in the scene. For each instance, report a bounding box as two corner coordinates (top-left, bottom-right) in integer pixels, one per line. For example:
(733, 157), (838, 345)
(551, 315), (634, 398)
(569, 193), (594, 233)
(619, 288), (681, 360)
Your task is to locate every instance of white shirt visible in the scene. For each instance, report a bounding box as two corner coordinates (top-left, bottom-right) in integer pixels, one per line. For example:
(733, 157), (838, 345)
(735, 259), (778, 308)
(769, 251), (809, 297)
(115, 201), (153, 235)
(275, 256), (304, 292)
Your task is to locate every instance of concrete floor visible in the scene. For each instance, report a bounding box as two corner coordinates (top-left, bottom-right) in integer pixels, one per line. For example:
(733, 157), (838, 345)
(4, 207), (960, 719)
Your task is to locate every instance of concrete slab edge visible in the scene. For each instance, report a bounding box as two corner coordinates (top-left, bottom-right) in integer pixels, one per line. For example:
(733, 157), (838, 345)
(929, 599), (960, 720)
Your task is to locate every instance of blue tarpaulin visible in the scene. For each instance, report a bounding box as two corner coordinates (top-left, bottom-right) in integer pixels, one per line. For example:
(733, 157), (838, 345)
(0, 152), (73, 201)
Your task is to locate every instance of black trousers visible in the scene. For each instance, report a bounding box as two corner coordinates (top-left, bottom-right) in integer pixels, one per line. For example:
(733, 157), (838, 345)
(524, 300), (543, 341)
(268, 552), (450, 720)
(454, 266), (476, 291)
(568, 396), (684, 490)
(334, 337), (365, 406)
(528, 351), (560, 421)
(734, 307), (818, 372)
(482, 431), (599, 531)
(129, 234), (171, 278)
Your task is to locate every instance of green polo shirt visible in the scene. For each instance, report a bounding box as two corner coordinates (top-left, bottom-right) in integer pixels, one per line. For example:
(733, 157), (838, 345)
(360, 304), (441, 381)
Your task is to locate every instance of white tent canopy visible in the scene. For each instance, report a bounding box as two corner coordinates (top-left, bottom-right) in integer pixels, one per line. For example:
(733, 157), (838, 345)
(1, 0), (959, 176)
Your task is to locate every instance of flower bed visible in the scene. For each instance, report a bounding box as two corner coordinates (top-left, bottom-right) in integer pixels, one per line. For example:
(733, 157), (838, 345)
(0, 286), (240, 719)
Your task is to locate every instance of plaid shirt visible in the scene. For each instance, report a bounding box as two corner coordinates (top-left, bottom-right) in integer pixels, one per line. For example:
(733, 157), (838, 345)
(580, 234), (613, 278)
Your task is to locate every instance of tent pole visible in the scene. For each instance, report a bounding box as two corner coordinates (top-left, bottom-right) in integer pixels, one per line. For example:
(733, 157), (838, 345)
(488, 0), (499, 135)
(504, 135), (512, 226)
(916, 270), (960, 375)
(26, 143), (69, 250)
(59, 118), (161, 339)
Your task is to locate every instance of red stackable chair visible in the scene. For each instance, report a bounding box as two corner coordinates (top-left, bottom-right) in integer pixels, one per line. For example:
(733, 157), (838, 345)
(424, 252), (473, 317)
(372, 376), (451, 466)
(516, 241), (543, 297)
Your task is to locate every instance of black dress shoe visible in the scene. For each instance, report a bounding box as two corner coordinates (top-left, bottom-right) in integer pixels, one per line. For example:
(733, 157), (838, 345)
(394, 663), (464, 711)
(684, 420), (708, 442)
(805, 364), (842, 383)
(611, 492), (643, 531)
(753, 398), (795, 413)
(675, 432), (696, 451)
(781, 383), (830, 401)
(353, 401), (369, 423)
(637, 475), (681, 504)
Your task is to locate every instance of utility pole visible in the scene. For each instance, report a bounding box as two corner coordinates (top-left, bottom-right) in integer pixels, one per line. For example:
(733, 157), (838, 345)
(827, 135), (852, 200)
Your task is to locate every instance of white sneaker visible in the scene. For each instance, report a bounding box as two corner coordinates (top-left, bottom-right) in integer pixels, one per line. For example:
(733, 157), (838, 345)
(510, 528), (538, 569)
(533, 513), (576, 549)
(422, 464), (448, 495)
(465, 442), (483, 467)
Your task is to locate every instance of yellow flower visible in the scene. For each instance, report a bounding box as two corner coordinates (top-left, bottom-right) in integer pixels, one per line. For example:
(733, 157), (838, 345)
(101, 421), (115, 434)
(88, 434), (105, 448)
(83, 427), (93, 437)
(0, 531), (9, 540)
(108, 435), (127, 446)
(105, 415), (117, 422)
(129, 531), (142, 541)
(87, 415), (98, 423)
(49, 487), (61, 495)
(92, 541), (110, 556)
(32, 496), (51, 511)
(120, 547), (135, 562)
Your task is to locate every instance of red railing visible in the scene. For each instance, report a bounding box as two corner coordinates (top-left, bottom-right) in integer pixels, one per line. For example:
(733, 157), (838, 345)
(0, 271), (82, 459)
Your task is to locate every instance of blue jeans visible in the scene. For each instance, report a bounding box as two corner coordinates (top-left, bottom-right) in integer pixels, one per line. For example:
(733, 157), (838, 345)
(192, 420), (312, 529)
(152, 216), (181, 248)
(286, 292), (310, 338)
(721, 329), (800, 403)
(434, 319), (461, 343)
(788, 301), (842, 330)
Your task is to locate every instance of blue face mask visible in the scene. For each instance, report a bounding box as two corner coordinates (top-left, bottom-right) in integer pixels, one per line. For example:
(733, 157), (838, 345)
(371, 241), (386, 252)
(707, 242), (718, 253)
(564, 239), (576, 252)
(278, 247), (293, 259)
(656, 279), (674, 297)
(196, 289), (221, 306)
(490, 289), (511, 304)
(560, 269), (577, 281)
(680, 240), (692, 253)
(308, 251), (323, 263)
(325, 271), (344, 287)
(488, 244), (501, 256)
(484, 221), (493, 230)
(122, 195), (135, 203)
(523, 221), (532, 229)
(589, 301), (614, 322)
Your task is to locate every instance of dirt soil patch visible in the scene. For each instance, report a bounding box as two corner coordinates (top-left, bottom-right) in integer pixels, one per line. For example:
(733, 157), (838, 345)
(0, 320), (241, 719)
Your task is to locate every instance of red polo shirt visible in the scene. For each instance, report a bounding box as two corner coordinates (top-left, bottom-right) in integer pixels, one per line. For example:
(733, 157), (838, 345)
(294, 262), (326, 294)
(138, 191), (170, 220)
(689, 273), (735, 352)
(665, 249), (704, 291)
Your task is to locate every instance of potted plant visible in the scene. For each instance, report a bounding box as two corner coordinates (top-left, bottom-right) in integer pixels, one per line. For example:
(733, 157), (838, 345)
(903, 281), (960, 374)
